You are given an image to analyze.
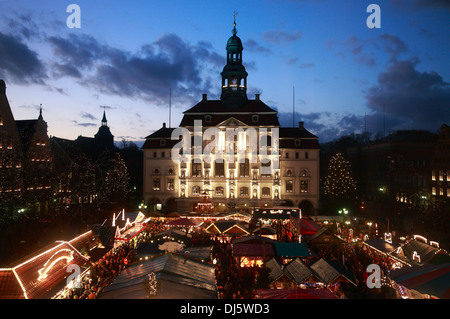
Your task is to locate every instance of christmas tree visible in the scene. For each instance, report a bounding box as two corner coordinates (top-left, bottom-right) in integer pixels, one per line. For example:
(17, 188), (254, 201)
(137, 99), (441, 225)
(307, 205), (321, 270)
(323, 152), (357, 199)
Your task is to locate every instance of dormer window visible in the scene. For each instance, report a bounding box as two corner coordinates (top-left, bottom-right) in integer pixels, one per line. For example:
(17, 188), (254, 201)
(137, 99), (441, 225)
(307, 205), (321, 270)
(252, 115), (259, 123)
(295, 139), (301, 146)
(205, 115), (211, 123)
(160, 139), (166, 146)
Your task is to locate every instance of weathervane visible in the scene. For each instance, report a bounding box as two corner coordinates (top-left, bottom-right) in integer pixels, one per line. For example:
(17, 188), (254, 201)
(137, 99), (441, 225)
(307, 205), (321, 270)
(232, 11), (238, 35)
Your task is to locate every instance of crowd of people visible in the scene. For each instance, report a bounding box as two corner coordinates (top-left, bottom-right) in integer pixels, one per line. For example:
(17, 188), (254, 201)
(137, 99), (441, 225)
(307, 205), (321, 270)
(56, 214), (404, 299)
(212, 240), (269, 299)
(308, 240), (399, 299)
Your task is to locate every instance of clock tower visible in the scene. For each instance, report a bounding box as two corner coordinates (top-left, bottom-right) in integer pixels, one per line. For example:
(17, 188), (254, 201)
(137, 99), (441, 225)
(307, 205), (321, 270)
(220, 14), (248, 108)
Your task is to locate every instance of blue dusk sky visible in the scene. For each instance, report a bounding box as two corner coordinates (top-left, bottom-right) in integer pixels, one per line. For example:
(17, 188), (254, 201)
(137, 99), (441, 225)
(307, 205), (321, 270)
(0, 0), (449, 144)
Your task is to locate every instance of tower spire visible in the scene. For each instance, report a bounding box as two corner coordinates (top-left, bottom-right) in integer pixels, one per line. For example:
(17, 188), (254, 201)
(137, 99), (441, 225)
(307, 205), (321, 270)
(102, 108), (107, 126)
(232, 11), (238, 35)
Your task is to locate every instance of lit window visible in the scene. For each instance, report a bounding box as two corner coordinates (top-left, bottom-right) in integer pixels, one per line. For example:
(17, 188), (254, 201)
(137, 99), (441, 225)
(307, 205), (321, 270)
(153, 178), (160, 191)
(261, 187), (271, 197)
(192, 186), (201, 195)
(167, 179), (174, 191)
(286, 180), (293, 193)
(300, 180), (309, 193)
(432, 187), (436, 196)
(215, 186), (224, 196)
(240, 187), (249, 197)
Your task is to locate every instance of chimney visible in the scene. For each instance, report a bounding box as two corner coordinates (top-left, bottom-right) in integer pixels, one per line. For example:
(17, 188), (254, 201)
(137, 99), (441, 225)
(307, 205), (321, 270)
(162, 122), (166, 128)
(0, 80), (5, 95)
(202, 94), (207, 101)
(255, 93), (260, 101)
(299, 121), (304, 129)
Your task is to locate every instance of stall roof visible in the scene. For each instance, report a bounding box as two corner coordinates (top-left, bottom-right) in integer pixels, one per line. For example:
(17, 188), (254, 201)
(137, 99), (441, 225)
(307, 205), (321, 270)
(232, 243), (275, 257)
(310, 258), (356, 286)
(389, 262), (450, 299)
(265, 258), (284, 283)
(274, 243), (311, 258)
(98, 253), (217, 299)
(394, 239), (442, 266)
(284, 258), (318, 284)
(232, 234), (277, 245)
(364, 238), (401, 254)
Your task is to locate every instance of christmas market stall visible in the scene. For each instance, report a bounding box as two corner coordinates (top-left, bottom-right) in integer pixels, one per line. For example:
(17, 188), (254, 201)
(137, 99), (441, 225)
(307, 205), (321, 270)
(97, 253), (217, 299)
(205, 219), (250, 238)
(0, 231), (94, 299)
(390, 235), (448, 267)
(389, 262), (450, 299)
(264, 257), (323, 289)
(231, 235), (276, 267)
(309, 258), (357, 294)
(273, 242), (313, 263)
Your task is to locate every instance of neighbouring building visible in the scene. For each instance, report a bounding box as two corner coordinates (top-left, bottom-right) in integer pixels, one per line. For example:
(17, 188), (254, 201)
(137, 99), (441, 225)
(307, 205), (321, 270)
(0, 79), (54, 216)
(347, 130), (438, 208)
(431, 124), (450, 200)
(142, 19), (320, 215)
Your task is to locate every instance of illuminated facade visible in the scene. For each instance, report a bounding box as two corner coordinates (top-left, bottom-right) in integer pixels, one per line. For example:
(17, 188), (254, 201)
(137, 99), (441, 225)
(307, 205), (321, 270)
(0, 80), (53, 215)
(143, 20), (319, 215)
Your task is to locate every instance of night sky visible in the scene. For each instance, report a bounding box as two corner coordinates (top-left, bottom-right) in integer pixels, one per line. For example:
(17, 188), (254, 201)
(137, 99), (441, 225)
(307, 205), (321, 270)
(1, 0), (449, 144)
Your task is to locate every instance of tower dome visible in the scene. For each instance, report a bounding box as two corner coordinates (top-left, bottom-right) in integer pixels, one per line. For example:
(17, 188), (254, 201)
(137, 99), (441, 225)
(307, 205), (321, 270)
(220, 13), (248, 108)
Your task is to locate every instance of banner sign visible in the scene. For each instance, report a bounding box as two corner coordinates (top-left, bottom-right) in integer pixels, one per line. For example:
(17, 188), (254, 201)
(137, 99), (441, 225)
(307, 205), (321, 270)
(253, 208), (300, 219)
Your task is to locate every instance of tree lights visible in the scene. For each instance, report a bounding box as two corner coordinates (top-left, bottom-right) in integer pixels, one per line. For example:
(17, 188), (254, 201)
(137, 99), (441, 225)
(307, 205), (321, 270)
(324, 153), (357, 197)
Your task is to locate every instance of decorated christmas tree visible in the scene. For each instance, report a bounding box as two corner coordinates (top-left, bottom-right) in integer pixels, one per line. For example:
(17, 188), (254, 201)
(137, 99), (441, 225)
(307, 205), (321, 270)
(323, 153), (357, 212)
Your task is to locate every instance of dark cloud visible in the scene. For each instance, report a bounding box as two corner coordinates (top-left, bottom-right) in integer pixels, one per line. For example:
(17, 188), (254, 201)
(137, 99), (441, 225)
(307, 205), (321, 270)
(0, 32), (47, 84)
(365, 58), (450, 132)
(394, 0), (450, 11)
(244, 38), (272, 55)
(72, 120), (96, 127)
(263, 30), (303, 44)
(341, 34), (408, 66)
(48, 33), (222, 106)
(80, 112), (97, 121)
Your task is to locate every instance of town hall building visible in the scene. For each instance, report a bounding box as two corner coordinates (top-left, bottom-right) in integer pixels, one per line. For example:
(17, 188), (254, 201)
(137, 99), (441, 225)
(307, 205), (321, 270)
(142, 19), (320, 215)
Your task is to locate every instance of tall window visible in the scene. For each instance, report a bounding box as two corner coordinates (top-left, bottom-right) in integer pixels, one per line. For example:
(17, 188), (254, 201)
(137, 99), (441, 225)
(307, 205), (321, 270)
(239, 158), (250, 177)
(261, 160), (271, 176)
(300, 180), (309, 193)
(167, 179), (174, 191)
(261, 187), (271, 197)
(215, 160), (225, 177)
(286, 180), (293, 193)
(192, 160), (202, 177)
(153, 178), (160, 191)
